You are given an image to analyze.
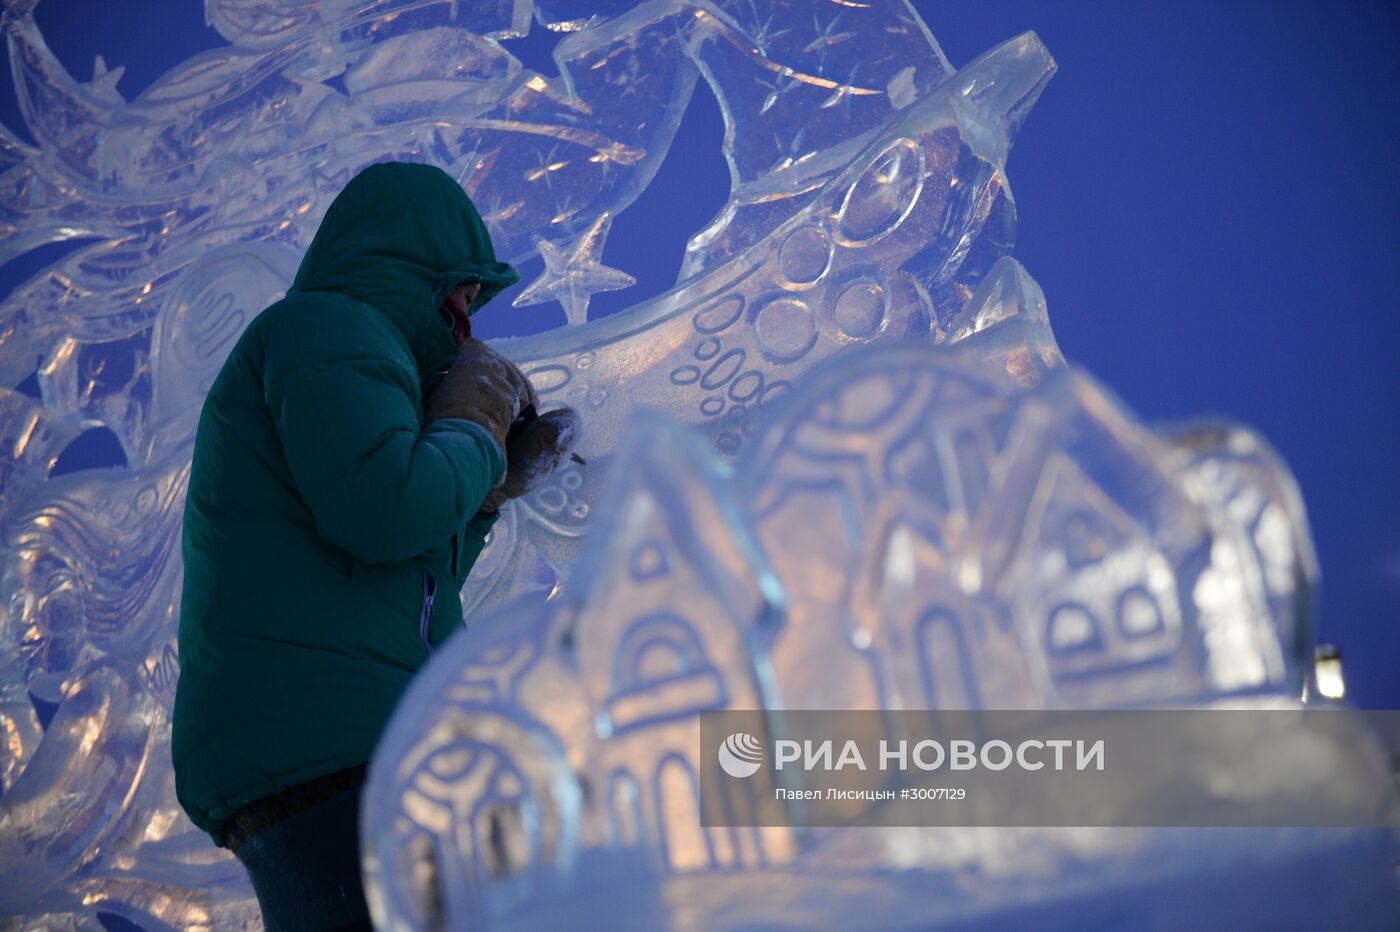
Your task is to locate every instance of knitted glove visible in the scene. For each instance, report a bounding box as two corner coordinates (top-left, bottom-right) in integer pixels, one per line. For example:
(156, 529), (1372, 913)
(423, 339), (537, 470)
(479, 406), (582, 513)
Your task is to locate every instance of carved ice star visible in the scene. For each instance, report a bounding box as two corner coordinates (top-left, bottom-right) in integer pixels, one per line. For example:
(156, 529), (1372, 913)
(760, 67), (803, 115)
(749, 12), (793, 57)
(513, 212), (636, 326)
(613, 54), (644, 99)
(525, 143), (568, 191)
(88, 54), (126, 105)
(820, 63), (861, 117)
(803, 12), (855, 72)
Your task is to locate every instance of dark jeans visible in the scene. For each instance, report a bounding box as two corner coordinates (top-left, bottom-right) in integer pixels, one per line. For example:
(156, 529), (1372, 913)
(232, 782), (374, 931)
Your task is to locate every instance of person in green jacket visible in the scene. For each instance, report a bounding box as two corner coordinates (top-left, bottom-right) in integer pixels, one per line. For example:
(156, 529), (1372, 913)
(171, 161), (579, 931)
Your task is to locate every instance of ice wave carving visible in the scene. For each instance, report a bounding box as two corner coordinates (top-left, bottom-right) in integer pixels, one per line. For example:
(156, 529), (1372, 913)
(0, 0), (1042, 924)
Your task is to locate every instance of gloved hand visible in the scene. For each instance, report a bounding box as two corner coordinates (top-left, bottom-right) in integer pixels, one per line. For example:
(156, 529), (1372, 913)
(479, 406), (582, 513)
(423, 339), (537, 472)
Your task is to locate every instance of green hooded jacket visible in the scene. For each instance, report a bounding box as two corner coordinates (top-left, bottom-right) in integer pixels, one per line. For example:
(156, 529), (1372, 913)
(172, 162), (520, 848)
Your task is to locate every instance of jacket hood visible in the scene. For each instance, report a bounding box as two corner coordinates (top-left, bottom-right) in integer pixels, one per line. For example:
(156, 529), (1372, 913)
(287, 161), (520, 375)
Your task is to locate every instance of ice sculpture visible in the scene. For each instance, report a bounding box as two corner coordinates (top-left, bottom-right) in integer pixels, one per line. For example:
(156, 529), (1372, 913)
(0, 0), (1388, 929)
(362, 341), (1397, 928)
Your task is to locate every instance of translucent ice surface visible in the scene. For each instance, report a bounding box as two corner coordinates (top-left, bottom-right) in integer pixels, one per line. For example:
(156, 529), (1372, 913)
(0, 1), (1391, 930)
(361, 342), (1395, 930)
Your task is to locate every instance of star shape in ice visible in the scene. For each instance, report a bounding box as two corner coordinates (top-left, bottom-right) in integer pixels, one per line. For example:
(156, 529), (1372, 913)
(481, 192), (525, 225)
(820, 63), (861, 117)
(88, 55), (126, 105)
(612, 54), (644, 100)
(749, 12), (793, 57)
(525, 143), (569, 191)
(766, 125), (812, 175)
(513, 212), (635, 326)
(760, 67), (803, 115)
(803, 12), (855, 72)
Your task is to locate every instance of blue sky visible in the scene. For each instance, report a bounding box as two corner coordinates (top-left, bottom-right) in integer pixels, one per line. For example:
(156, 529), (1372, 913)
(1, 1), (1396, 706)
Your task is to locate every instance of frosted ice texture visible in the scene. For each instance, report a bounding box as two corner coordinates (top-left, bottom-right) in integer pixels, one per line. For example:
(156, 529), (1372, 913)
(0, 0), (1389, 929)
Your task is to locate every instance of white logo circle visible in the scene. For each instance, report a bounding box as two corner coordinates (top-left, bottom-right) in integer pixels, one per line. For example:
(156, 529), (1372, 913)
(718, 732), (764, 778)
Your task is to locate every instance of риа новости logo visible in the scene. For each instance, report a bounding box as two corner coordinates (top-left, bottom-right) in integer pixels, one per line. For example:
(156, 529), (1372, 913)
(718, 733), (764, 778)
